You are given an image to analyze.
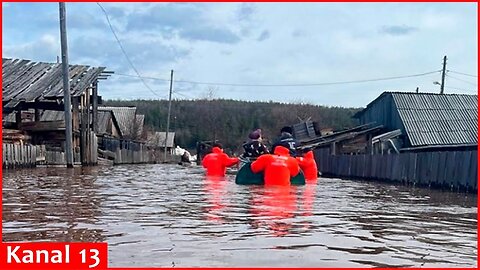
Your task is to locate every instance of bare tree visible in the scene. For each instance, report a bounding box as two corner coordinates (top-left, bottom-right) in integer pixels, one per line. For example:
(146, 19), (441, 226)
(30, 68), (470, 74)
(200, 86), (218, 101)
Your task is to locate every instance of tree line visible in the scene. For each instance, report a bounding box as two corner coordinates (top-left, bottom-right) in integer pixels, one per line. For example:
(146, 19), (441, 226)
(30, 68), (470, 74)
(104, 99), (361, 153)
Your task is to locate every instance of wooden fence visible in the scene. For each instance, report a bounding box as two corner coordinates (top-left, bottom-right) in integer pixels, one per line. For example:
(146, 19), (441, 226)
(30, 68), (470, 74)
(3, 132), (97, 168)
(2, 143), (37, 168)
(99, 137), (159, 164)
(315, 148), (478, 192)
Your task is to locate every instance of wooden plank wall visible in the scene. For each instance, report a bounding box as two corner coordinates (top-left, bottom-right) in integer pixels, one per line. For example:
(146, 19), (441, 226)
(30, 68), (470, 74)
(99, 137), (156, 164)
(3, 141), (92, 168)
(89, 132), (98, 165)
(315, 148), (478, 192)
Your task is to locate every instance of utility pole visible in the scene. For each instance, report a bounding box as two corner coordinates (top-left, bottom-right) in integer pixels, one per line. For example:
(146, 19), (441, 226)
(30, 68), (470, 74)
(59, 2), (74, 168)
(164, 70), (174, 162)
(440, 55), (447, 94)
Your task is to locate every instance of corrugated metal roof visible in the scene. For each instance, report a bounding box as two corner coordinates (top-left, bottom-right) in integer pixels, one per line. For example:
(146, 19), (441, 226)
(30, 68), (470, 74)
(99, 106), (137, 137)
(2, 58), (106, 105)
(391, 92), (477, 147)
(147, 132), (175, 148)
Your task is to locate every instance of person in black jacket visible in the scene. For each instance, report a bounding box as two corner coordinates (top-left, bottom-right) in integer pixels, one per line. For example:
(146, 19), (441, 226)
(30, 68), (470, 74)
(271, 126), (299, 157)
(242, 129), (269, 159)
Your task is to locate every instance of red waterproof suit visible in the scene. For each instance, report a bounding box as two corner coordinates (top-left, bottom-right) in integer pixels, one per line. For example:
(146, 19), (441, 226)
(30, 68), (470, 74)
(251, 146), (300, 186)
(202, 147), (239, 176)
(296, 151), (318, 181)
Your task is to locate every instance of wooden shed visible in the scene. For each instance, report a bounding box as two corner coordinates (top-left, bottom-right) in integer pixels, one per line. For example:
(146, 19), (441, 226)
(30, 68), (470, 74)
(354, 91), (478, 151)
(2, 58), (112, 165)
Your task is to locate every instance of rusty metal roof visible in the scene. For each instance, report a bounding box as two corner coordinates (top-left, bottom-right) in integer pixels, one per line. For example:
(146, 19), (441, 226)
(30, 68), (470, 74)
(2, 58), (106, 106)
(391, 92), (477, 147)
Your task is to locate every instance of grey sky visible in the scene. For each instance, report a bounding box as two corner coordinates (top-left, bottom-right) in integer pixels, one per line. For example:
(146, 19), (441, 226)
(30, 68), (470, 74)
(2, 2), (477, 107)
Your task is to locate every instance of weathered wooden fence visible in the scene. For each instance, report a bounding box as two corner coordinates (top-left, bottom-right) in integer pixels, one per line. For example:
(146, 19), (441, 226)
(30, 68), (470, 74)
(315, 148), (478, 192)
(99, 137), (158, 164)
(2, 143), (37, 168)
(3, 133), (97, 168)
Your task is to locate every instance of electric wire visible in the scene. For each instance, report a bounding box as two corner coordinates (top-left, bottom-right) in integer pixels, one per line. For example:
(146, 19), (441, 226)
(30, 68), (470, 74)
(446, 74), (478, 86)
(448, 70), (478, 78)
(114, 70), (442, 88)
(96, 2), (164, 97)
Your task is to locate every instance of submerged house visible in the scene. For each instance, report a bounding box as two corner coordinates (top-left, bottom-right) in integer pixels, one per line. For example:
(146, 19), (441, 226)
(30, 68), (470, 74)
(146, 131), (176, 154)
(314, 91), (477, 192)
(98, 106), (145, 141)
(353, 91), (478, 153)
(2, 58), (111, 166)
(96, 106), (152, 164)
(97, 109), (123, 138)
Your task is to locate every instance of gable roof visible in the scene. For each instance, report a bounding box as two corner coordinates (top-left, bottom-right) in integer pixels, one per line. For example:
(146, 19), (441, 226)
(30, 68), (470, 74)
(97, 110), (122, 137)
(147, 132), (175, 148)
(98, 106), (137, 137)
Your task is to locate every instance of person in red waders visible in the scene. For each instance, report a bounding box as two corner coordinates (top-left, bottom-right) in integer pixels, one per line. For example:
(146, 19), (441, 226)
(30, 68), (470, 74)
(202, 143), (239, 177)
(296, 149), (318, 182)
(250, 145), (300, 186)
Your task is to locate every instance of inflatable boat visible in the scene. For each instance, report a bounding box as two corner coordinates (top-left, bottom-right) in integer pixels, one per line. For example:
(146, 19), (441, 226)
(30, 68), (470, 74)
(235, 163), (305, 185)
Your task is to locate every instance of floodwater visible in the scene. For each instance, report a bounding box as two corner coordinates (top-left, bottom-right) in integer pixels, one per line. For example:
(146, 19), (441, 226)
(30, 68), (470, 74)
(2, 164), (477, 267)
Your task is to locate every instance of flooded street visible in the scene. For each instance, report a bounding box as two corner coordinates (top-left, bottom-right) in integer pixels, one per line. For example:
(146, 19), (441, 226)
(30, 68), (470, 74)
(2, 164), (477, 267)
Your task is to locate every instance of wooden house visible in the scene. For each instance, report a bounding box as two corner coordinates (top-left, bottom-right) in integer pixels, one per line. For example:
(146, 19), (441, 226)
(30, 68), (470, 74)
(353, 91), (478, 152)
(98, 106), (145, 141)
(2, 58), (112, 165)
(313, 91), (478, 192)
(147, 132), (176, 154)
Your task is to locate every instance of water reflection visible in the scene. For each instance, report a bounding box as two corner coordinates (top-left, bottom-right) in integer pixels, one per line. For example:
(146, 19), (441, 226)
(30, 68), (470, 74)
(203, 176), (228, 224)
(301, 180), (317, 217)
(3, 167), (106, 242)
(249, 186), (298, 237)
(2, 164), (477, 267)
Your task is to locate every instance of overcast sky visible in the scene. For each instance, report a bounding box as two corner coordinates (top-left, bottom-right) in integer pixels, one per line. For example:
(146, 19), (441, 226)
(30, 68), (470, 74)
(2, 2), (478, 107)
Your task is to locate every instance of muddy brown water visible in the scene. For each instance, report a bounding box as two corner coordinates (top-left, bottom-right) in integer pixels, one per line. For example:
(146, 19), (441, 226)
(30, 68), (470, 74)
(2, 164), (477, 267)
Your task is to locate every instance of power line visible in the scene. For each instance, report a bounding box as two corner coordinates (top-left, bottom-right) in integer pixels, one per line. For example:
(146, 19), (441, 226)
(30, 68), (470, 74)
(446, 74), (478, 86)
(115, 72), (171, 82)
(448, 70), (478, 78)
(175, 70), (442, 87)
(114, 70), (441, 88)
(96, 2), (163, 97)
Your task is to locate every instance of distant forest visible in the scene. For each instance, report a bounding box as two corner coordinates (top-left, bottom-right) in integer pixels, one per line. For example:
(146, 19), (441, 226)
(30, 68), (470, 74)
(104, 99), (362, 152)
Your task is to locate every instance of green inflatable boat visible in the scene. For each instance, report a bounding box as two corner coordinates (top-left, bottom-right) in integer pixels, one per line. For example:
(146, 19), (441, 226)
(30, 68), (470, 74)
(235, 163), (306, 185)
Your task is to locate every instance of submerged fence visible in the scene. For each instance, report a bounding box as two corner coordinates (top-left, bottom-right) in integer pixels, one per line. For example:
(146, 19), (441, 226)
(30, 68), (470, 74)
(99, 137), (159, 164)
(3, 132), (97, 168)
(3, 135), (168, 168)
(2, 143), (37, 168)
(2, 143), (80, 168)
(315, 148), (477, 192)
